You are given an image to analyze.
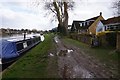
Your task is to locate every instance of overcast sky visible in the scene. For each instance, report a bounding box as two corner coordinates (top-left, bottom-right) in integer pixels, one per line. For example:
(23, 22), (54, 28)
(0, 0), (117, 30)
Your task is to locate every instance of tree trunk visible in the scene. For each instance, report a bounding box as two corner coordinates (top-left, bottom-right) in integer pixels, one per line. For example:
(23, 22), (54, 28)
(53, 1), (69, 36)
(63, 2), (68, 36)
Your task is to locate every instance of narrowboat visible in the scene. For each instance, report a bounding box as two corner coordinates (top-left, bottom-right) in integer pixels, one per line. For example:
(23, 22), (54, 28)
(0, 34), (41, 64)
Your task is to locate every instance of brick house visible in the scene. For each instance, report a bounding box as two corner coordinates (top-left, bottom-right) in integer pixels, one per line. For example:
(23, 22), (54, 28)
(71, 12), (104, 35)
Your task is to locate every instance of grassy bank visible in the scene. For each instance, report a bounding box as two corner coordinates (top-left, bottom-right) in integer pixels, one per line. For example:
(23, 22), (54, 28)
(2, 33), (58, 78)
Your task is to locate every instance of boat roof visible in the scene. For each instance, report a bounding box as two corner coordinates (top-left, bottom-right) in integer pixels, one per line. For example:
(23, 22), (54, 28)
(1, 34), (40, 42)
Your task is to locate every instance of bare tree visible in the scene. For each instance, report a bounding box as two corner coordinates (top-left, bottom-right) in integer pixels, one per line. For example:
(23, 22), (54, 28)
(41, 0), (75, 36)
(112, 0), (120, 16)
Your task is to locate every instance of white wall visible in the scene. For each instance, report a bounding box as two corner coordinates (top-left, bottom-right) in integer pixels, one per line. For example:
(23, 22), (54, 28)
(96, 21), (105, 33)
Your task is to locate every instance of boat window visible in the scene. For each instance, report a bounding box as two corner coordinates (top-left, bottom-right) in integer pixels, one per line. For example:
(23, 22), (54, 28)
(16, 42), (24, 51)
(27, 39), (32, 46)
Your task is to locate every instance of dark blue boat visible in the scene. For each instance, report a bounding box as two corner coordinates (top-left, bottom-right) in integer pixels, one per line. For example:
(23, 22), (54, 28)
(0, 35), (41, 64)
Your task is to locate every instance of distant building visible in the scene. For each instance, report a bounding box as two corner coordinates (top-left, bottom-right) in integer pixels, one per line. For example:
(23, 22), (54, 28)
(71, 21), (84, 33)
(68, 25), (72, 32)
(0, 29), (2, 36)
(0, 28), (7, 36)
(71, 12), (104, 35)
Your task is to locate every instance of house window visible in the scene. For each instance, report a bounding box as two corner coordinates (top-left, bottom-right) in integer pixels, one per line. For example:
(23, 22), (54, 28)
(87, 21), (89, 25)
(79, 23), (82, 26)
(107, 26), (110, 30)
(84, 22), (86, 26)
(98, 28), (102, 32)
(85, 22), (87, 26)
(82, 23), (84, 26)
(116, 26), (118, 29)
(113, 26), (116, 29)
(105, 26), (107, 31)
(110, 26), (114, 30)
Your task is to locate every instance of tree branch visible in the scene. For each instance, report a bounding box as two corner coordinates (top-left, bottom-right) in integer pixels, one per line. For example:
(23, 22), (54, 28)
(49, 7), (57, 15)
(53, 1), (62, 24)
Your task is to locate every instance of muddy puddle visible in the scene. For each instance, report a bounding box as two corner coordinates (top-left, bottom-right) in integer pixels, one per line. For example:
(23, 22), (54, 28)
(54, 36), (94, 78)
(57, 49), (94, 78)
(54, 36), (118, 78)
(54, 36), (59, 43)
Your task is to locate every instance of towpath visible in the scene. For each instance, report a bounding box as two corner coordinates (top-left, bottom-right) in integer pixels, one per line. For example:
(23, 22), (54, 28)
(54, 36), (116, 78)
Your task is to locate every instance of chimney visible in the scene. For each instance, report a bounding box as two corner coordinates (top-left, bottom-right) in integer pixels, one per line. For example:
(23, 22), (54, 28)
(100, 12), (102, 16)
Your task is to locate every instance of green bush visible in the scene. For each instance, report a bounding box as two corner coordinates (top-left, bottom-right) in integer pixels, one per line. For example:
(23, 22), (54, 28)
(106, 32), (117, 47)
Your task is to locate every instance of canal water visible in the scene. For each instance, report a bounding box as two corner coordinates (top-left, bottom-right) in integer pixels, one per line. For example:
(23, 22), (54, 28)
(1, 34), (42, 41)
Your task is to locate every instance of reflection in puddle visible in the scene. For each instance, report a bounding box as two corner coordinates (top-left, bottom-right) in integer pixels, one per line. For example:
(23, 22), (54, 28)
(57, 49), (94, 78)
(73, 65), (93, 78)
(55, 36), (94, 78)
(67, 49), (73, 53)
(54, 37), (59, 43)
(49, 53), (54, 57)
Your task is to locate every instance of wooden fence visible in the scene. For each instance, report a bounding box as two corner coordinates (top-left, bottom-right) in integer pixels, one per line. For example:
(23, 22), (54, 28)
(70, 33), (92, 45)
(116, 32), (120, 51)
(70, 32), (119, 49)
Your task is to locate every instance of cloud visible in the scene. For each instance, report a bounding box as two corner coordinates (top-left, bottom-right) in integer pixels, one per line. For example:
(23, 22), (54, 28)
(0, 1), (56, 30)
(68, 0), (115, 25)
(0, 0), (116, 30)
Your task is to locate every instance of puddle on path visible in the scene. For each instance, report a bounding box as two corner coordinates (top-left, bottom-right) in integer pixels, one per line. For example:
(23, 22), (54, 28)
(57, 49), (94, 78)
(49, 53), (54, 57)
(67, 49), (73, 53)
(54, 36), (94, 78)
(57, 49), (73, 56)
(73, 65), (93, 78)
(54, 37), (59, 43)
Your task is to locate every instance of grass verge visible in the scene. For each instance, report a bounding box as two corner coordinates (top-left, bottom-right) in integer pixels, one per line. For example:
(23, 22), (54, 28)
(2, 33), (58, 78)
(63, 37), (119, 64)
(63, 37), (119, 77)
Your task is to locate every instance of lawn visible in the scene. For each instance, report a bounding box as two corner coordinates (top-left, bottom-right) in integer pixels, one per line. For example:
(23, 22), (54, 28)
(2, 33), (58, 78)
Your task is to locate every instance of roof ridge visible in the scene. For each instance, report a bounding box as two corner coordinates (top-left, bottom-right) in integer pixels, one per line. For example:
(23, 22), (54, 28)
(101, 16), (120, 24)
(107, 16), (120, 20)
(86, 16), (100, 21)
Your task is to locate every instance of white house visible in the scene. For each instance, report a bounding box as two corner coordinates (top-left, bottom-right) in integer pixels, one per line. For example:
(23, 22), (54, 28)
(96, 16), (120, 35)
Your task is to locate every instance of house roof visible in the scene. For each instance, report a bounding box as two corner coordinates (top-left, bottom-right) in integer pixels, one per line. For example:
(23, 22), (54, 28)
(73, 21), (84, 23)
(72, 17), (98, 30)
(101, 16), (120, 25)
(71, 12), (103, 30)
(86, 16), (99, 21)
(72, 21), (85, 29)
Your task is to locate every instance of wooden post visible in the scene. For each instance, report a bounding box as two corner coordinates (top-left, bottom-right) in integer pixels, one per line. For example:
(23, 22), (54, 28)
(116, 32), (120, 52)
(24, 31), (26, 40)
